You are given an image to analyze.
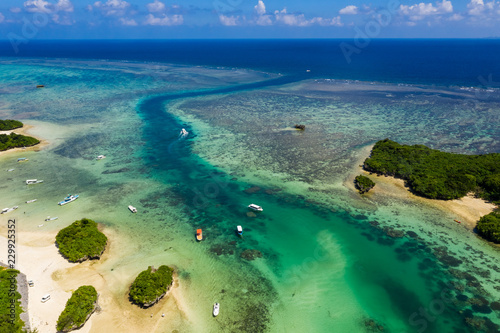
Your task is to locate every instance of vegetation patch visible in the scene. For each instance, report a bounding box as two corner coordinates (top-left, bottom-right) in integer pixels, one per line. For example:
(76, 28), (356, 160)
(0, 119), (23, 131)
(56, 218), (107, 262)
(0, 268), (24, 333)
(364, 139), (500, 201)
(0, 133), (40, 151)
(477, 211), (500, 243)
(56, 285), (98, 332)
(129, 266), (174, 307)
(354, 175), (375, 194)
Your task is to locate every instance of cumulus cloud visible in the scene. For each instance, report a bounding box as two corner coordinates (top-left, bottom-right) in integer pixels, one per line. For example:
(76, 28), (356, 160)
(10, 7), (22, 13)
(120, 17), (138, 26)
(146, 0), (165, 13)
(274, 8), (342, 26)
(467, 0), (500, 17)
(93, 0), (130, 16)
(255, 0), (266, 15)
(23, 0), (73, 13)
(448, 13), (464, 20)
(219, 14), (239, 26)
(339, 5), (358, 15)
(144, 13), (183, 26)
(255, 14), (272, 25)
(399, 0), (453, 21)
(0, 13), (4, 23)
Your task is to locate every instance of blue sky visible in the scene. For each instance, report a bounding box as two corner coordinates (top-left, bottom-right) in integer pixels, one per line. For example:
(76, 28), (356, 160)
(0, 0), (498, 38)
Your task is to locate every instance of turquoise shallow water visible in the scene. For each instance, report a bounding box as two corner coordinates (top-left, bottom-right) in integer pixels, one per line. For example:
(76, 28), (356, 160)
(1, 59), (500, 332)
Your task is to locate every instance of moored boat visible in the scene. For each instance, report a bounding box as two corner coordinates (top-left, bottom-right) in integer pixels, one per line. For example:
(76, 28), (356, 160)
(237, 225), (243, 236)
(1, 206), (18, 214)
(128, 205), (137, 213)
(7, 169), (14, 172)
(17, 158), (28, 162)
(44, 216), (58, 221)
(26, 179), (43, 185)
(96, 155), (106, 160)
(213, 303), (219, 317)
(58, 194), (79, 206)
(196, 229), (203, 241)
(248, 204), (263, 212)
(26, 199), (37, 204)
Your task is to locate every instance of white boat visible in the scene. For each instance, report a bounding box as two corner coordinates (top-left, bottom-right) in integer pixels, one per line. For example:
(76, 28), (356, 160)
(7, 169), (14, 172)
(96, 155), (106, 160)
(17, 158), (28, 162)
(237, 225), (243, 236)
(58, 194), (79, 206)
(213, 303), (219, 317)
(128, 205), (137, 213)
(26, 179), (44, 185)
(26, 199), (37, 204)
(248, 204), (263, 212)
(179, 128), (188, 137)
(1, 206), (19, 214)
(44, 216), (58, 221)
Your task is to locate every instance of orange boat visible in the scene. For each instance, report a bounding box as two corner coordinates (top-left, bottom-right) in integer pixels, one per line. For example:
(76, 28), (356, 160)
(196, 229), (203, 241)
(454, 219), (461, 224)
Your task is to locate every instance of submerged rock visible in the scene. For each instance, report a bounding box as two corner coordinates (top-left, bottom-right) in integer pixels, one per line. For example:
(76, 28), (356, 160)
(294, 124), (305, 130)
(240, 249), (263, 261)
(244, 186), (261, 194)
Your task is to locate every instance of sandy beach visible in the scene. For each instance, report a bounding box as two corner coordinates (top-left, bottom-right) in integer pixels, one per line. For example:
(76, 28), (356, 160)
(0, 224), (192, 333)
(346, 144), (496, 229)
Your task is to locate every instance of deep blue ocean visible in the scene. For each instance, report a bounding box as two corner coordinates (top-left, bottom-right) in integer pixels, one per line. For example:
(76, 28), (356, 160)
(0, 39), (499, 88)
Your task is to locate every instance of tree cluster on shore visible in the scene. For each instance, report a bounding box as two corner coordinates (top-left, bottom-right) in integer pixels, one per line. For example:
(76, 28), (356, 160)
(0, 133), (40, 151)
(56, 286), (98, 332)
(129, 266), (174, 307)
(0, 119), (23, 131)
(56, 219), (108, 263)
(477, 211), (500, 244)
(363, 139), (500, 202)
(354, 175), (375, 194)
(0, 268), (24, 333)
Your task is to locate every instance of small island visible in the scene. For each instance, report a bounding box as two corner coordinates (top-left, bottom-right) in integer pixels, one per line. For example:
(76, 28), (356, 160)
(55, 218), (108, 263)
(129, 265), (174, 307)
(0, 268), (24, 333)
(56, 285), (98, 332)
(0, 119), (40, 152)
(477, 211), (500, 244)
(363, 139), (500, 201)
(354, 175), (375, 194)
(364, 139), (500, 243)
(0, 119), (23, 131)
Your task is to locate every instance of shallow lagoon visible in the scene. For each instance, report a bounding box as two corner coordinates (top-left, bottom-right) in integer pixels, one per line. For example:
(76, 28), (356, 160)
(0, 59), (499, 332)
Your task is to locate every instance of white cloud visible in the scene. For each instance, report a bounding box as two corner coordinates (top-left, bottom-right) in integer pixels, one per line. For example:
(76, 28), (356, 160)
(219, 14), (239, 26)
(93, 0), (130, 16)
(144, 13), (183, 26)
(274, 8), (309, 26)
(273, 8), (343, 27)
(399, 0), (453, 21)
(255, 0), (266, 15)
(56, 0), (73, 12)
(339, 5), (358, 15)
(448, 13), (463, 20)
(0, 13), (4, 23)
(255, 14), (272, 25)
(23, 0), (73, 13)
(120, 17), (138, 26)
(467, 0), (500, 17)
(146, 0), (165, 13)
(24, 0), (52, 13)
(310, 16), (343, 26)
(10, 7), (22, 13)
